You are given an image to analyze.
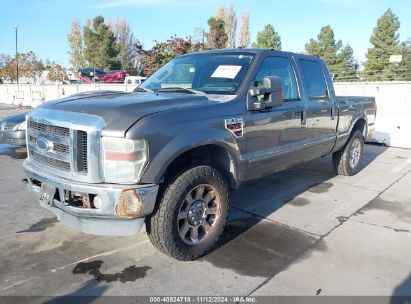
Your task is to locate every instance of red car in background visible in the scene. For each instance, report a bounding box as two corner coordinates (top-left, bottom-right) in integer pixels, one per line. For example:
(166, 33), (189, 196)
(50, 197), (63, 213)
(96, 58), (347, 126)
(96, 70), (128, 83)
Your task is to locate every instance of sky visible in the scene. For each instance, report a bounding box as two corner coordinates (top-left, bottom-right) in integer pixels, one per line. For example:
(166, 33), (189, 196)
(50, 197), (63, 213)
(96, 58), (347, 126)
(0, 0), (410, 68)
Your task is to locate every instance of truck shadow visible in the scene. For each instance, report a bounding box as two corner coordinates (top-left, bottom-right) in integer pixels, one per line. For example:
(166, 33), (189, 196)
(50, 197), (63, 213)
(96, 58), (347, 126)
(391, 271), (411, 303)
(204, 144), (388, 277)
(42, 281), (109, 304)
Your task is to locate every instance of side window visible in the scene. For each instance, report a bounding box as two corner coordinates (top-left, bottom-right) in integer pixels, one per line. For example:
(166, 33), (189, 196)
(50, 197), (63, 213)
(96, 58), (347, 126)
(299, 60), (328, 98)
(253, 57), (299, 100)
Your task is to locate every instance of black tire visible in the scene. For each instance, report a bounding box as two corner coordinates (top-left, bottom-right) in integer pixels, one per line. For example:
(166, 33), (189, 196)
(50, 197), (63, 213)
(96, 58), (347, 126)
(332, 130), (364, 176)
(146, 165), (230, 261)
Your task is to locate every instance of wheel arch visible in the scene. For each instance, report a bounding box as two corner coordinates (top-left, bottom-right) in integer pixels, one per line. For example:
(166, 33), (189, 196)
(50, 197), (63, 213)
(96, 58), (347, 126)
(139, 129), (243, 190)
(351, 116), (367, 138)
(161, 143), (240, 190)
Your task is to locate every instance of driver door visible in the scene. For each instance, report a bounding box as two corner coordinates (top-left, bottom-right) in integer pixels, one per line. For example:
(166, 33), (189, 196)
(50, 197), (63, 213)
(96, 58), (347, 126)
(244, 56), (307, 180)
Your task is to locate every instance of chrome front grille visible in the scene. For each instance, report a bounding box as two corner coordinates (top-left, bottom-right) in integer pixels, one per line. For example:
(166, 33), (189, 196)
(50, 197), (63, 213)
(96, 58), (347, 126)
(29, 121), (70, 137)
(75, 130), (88, 174)
(29, 135), (69, 154)
(30, 151), (71, 171)
(27, 119), (88, 176)
(26, 108), (105, 183)
(54, 143), (70, 154)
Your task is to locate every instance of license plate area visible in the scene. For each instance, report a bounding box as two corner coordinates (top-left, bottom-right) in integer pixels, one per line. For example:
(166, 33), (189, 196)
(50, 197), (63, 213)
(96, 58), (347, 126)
(39, 183), (56, 205)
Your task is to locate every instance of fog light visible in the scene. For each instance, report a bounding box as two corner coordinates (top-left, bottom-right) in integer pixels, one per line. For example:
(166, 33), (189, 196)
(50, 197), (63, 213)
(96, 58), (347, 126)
(93, 196), (103, 209)
(115, 190), (142, 218)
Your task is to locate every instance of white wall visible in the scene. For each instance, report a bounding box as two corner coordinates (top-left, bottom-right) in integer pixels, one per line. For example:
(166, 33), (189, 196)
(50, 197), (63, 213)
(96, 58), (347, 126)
(334, 82), (411, 148)
(334, 82), (411, 117)
(1, 82), (410, 148)
(0, 83), (137, 107)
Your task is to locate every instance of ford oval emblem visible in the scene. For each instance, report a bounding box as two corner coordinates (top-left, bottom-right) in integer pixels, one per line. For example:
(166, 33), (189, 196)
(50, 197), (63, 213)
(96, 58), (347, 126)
(36, 137), (53, 151)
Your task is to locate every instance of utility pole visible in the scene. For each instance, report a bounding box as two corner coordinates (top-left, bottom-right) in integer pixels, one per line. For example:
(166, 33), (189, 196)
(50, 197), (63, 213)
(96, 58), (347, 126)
(14, 26), (19, 85)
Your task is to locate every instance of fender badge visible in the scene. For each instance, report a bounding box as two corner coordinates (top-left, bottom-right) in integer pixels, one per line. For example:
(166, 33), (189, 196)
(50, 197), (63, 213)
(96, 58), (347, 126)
(225, 117), (244, 138)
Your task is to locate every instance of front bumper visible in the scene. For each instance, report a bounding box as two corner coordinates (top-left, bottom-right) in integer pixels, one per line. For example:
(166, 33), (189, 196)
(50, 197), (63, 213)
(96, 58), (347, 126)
(23, 159), (159, 236)
(0, 129), (26, 146)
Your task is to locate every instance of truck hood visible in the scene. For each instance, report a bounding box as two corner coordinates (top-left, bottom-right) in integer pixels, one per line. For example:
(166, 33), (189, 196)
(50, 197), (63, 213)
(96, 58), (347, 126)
(1, 111), (28, 124)
(40, 91), (210, 137)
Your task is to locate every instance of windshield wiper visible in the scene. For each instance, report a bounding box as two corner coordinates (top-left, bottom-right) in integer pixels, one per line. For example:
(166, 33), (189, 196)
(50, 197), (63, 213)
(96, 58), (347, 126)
(133, 87), (153, 93)
(156, 87), (207, 95)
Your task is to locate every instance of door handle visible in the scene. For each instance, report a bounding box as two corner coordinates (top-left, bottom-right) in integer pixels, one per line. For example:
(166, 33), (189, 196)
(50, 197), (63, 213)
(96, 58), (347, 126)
(293, 110), (306, 126)
(300, 110), (307, 126)
(331, 108), (335, 120)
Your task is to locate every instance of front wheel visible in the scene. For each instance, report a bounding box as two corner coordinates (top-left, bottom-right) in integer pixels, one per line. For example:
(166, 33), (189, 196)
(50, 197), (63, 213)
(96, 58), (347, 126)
(332, 129), (364, 176)
(146, 165), (230, 261)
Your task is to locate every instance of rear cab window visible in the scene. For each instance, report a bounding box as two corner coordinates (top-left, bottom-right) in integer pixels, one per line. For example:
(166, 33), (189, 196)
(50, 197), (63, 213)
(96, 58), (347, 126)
(299, 59), (329, 99)
(252, 56), (299, 101)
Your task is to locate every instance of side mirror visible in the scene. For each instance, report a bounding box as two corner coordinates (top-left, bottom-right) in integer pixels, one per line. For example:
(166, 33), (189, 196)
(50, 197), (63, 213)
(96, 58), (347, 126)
(247, 76), (284, 111)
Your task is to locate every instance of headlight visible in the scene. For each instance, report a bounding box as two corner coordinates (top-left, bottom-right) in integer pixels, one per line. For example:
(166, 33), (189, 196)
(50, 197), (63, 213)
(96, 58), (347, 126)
(102, 137), (147, 184)
(15, 120), (27, 131)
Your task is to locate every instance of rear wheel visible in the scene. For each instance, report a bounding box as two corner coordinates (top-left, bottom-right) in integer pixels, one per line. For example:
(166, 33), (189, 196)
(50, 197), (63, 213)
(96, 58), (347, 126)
(332, 129), (364, 176)
(146, 165), (230, 261)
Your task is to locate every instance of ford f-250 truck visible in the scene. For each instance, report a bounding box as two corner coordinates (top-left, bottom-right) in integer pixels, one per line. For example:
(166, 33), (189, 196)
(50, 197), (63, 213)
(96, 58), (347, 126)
(23, 49), (376, 260)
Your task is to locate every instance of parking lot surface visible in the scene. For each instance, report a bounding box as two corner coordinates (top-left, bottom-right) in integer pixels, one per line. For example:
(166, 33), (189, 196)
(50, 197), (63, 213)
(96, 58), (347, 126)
(1, 104), (411, 300)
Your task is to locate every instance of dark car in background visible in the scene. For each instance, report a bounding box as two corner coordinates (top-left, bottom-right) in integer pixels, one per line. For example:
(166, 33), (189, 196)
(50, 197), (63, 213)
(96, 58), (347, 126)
(78, 68), (106, 81)
(0, 112), (27, 146)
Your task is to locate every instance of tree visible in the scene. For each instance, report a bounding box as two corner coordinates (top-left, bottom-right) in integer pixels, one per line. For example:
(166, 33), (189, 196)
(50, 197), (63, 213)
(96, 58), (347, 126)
(83, 15), (120, 70)
(0, 54), (14, 82)
(67, 19), (86, 71)
(0, 52), (44, 83)
(192, 27), (206, 47)
(206, 17), (228, 49)
(252, 24), (281, 50)
(109, 18), (139, 74)
(238, 11), (250, 48)
(134, 36), (202, 77)
(215, 4), (237, 48)
(305, 25), (358, 80)
(46, 62), (67, 83)
(20, 51), (44, 82)
(363, 9), (401, 80)
(337, 45), (359, 81)
(399, 39), (411, 80)
(305, 25), (341, 67)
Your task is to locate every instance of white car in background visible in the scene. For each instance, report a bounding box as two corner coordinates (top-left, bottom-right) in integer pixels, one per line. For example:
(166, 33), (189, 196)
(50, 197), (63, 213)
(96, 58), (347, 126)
(124, 76), (146, 86)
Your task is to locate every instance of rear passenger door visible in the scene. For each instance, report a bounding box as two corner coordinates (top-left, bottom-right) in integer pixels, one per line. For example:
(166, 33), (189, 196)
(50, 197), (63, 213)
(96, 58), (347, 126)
(298, 59), (337, 159)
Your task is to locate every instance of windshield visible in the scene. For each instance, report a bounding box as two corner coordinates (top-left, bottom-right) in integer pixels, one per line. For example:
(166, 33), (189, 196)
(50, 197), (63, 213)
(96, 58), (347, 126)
(140, 53), (254, 95)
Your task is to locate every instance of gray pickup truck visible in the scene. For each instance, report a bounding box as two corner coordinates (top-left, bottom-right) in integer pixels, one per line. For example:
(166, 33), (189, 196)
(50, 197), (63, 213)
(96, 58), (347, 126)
(23, 49), (375, 260)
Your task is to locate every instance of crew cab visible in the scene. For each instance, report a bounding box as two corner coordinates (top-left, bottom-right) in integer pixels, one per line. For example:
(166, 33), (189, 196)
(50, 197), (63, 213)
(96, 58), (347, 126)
(23, 49), (376, 260)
